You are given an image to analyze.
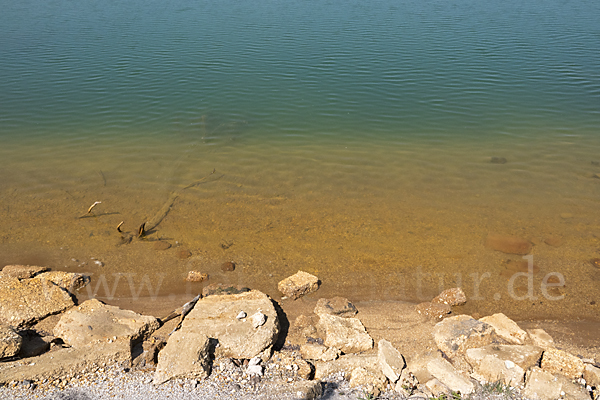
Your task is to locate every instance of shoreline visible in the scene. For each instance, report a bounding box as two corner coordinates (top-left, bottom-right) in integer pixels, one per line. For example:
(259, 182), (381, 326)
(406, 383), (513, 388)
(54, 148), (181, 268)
(1, 266), (599, 399)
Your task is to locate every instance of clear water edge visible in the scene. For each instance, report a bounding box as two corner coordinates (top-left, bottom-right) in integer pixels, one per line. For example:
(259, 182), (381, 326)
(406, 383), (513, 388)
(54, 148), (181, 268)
(0, 0), (599, 321)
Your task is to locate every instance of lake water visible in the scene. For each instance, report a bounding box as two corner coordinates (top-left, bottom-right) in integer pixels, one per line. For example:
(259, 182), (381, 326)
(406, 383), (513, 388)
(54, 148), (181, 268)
(1, 0), (599, 321)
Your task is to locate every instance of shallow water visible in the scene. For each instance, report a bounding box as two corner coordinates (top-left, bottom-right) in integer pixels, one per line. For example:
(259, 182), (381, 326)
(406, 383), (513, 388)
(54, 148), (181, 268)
(1, 0), (599, 321)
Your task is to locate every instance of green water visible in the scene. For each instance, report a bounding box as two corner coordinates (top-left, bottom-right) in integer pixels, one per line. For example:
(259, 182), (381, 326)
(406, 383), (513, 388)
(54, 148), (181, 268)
(1, 0), (599, 320)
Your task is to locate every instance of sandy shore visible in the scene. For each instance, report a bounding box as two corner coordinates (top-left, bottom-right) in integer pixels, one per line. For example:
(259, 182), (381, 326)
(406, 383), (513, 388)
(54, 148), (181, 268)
(1, 288), (599, 400)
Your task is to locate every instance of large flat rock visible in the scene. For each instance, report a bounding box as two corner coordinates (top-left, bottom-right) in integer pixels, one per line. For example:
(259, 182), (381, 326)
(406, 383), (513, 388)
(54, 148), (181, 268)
(426, 358), (475, 395)
(433, 315), (500, 359)
(540, 348), (585, 379)
(153, 331), (211, 384)
(466, 344), (543, 371)
(479, 313), (527, 345)
(0, 275), (74, 327)
(524, 367), (562, 400)
(470, 354), (525, 387)
(317, 313), (373, 354)
(0, 342), (131, 384)
(465, 345), (542, 386)
(378, 339), (405, 383)
(180, 290), (279, 360)
(53, 299), (160, 347)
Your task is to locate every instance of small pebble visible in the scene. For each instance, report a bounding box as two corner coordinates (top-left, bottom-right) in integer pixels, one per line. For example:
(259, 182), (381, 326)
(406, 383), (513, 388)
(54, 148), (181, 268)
(221, 261), (235, 272)
(247, 365), (262, 376)
(236, 311), (246, 319)
(177, 249), (192, 259)
(251, 312), (266, 328)
(153, 241), (171, 251)
(248, 357), (261, 366)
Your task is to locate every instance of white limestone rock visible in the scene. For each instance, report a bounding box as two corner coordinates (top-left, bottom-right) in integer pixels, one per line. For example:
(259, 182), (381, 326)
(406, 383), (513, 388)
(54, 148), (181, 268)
(53, 299), (160, 347)
(377, 339), (405, 383)
(465, 344), (543, 371)
(153, 331), (211, 384)
(527, 328), (555, 349)
(524, 367), (562, 400)
(426, 358), (475, 395)
(433, 315), (500, 359)
(179, 290), (279, 360)
(317, 313), (373, 354)
(479, 313), (527, 345)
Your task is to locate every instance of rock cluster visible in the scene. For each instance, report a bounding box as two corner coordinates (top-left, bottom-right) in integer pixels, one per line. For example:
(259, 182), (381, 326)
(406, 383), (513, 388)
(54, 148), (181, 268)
(1, 267), (599, 400)
(421, 311), (597, 400)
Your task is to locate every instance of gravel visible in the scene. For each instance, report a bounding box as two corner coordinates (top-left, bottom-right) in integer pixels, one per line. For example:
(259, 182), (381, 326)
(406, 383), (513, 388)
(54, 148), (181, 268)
(0, 359), (391, 400)
(0, 352), (532, 400)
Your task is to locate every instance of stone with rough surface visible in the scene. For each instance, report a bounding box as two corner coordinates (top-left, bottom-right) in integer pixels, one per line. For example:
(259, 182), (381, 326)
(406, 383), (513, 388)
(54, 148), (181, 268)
(185, 271), (208, 282)
(378, 339), (405, 383)
(432, 288), (467, 306)
(426, 358), (475, 395)
(584, 364), (600, 389)
(269, 380), (323, 400)
(317, 313), (373, 354)
(278, 271), (319, 300)
(527, 328), (555, 349)
(554, 374), (592, 400)
(0, 342), (130, 384)
(0, 275), (74, 327)
(466, 345), (543, 371)
(154, 331), (211, 385)
(314, 297), (357, 317)
(300, 343), (340, 362)
(349, 367), (387, 390)
(314, 354), (379, 380)
(425, 378), (450, 398)
(433, 315), (500, 359)
(479, 313), (527, 345)
(37, 271), (90, 292)
(540, 348), (584, 379)
(53, 299), (159, 347)
(469, 353), (525, 386)
(485, 233), (532, 255)
(251, 311), (266, 328)
(415, 302), (451, 320)
(180, 290), (279, 360)
(524, 367), (562, 400)
(0, 323), (22, 358)
(0, 265), (49, 279)
(395, 369), (419, 396)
